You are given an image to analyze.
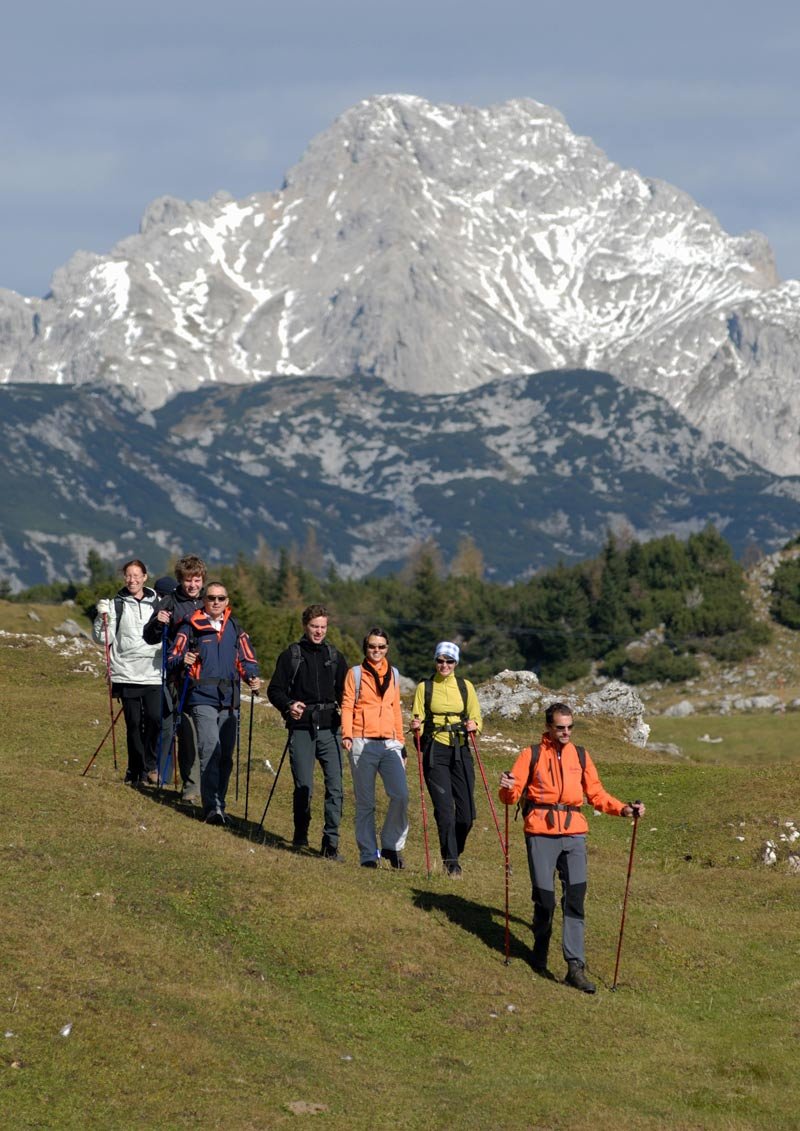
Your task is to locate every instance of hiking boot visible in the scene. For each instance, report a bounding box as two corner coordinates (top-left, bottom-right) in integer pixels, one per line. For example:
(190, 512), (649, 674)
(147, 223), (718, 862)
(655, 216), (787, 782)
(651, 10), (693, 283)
(565, 960), (596, 994)
(381, 848), (405, 870)
(181, 787), (200, 804)
(205, 808), (227, 826)
(321, 842), (344, 861)
(531, 940), (549, 972)
(291, 836), (309, 851)
(361, 860), (378, 869)
(146, 770), (159, 785)
(444, 861), (463, 878)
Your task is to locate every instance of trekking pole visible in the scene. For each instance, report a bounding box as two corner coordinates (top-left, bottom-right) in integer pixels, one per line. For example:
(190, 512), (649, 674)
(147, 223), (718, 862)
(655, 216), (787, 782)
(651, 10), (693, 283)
(244, 689), (256, 822)
(235, 678), (242, 801)
(258, 734), (290, 830)
(503, 801), (511, 965)
(468, 732), (505, 856)
(413, 729), (432, 878)
(102, 612), (118, 771)
(156, 624), (172, 788)
(81, 707), (124, 775)
(611, 803), (641, 991)
(172, 667), (193, 764)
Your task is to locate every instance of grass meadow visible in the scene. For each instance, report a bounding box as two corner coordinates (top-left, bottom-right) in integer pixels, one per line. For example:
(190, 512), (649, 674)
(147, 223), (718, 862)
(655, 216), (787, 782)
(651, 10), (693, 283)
(2, 615), (799, 1129)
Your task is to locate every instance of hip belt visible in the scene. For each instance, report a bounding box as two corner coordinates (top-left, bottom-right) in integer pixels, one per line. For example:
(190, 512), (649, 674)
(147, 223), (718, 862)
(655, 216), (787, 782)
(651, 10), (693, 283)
(525, 801), (582, 830)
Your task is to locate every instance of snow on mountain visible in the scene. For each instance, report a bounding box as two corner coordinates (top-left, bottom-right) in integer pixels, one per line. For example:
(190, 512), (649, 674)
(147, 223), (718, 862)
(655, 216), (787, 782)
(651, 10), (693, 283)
(0, 94), (798, 474)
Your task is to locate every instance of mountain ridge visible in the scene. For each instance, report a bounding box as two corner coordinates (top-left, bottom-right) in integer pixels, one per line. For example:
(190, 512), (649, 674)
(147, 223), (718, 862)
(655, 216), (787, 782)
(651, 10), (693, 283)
(1, 370), (797, 590)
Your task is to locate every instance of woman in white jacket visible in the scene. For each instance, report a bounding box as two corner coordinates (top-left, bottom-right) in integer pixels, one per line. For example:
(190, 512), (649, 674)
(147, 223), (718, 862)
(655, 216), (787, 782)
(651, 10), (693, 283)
(93, 559), (162, 784)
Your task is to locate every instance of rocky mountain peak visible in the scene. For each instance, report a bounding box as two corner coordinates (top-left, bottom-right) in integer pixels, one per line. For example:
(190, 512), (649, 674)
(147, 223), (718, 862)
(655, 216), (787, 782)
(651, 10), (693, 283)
(0, 93), (797, 473)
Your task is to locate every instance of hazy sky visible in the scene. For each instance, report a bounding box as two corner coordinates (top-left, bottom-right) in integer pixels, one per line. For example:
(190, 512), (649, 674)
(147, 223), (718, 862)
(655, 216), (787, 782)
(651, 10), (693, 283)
(3, 0), (798, 297)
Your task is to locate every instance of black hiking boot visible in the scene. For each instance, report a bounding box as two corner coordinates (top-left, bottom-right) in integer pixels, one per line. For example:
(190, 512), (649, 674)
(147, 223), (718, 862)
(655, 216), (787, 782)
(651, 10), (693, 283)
(381, 848), (405, 870)
(565, 960), (596, 994)
(321, 841), (344, 862)
(531, 942), (552, 978)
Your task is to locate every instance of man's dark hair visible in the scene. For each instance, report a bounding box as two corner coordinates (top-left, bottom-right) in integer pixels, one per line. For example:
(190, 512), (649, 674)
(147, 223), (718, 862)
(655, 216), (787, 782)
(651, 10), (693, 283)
(545, 701), (574, 725)
(362, 627), (389, 653)
(302, 603), (328, 625)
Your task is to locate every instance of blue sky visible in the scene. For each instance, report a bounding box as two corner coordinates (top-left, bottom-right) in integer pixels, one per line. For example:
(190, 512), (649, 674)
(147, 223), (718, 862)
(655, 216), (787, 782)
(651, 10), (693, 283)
(3, 0), (798, 297)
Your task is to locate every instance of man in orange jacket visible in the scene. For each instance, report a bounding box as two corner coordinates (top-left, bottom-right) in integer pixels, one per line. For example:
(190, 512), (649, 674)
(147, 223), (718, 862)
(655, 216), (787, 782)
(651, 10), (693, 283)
(499, 701), (645, 993)
(341, 628), (409, 869)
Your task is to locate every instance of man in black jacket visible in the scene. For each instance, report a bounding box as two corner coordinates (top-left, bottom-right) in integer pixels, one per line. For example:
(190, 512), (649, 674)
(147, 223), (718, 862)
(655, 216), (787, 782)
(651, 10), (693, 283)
(267, 604), (348, 858)
(142, 554), (207, 801)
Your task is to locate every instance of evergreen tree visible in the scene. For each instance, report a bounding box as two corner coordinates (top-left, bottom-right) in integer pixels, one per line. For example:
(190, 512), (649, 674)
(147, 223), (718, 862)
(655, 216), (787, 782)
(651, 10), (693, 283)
(395, 543), (449, 680)
(771, 557), (800, 629)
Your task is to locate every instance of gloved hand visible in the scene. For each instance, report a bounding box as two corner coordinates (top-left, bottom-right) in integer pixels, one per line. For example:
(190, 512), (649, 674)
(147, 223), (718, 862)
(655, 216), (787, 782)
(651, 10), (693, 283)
(96, 598), (112, 618)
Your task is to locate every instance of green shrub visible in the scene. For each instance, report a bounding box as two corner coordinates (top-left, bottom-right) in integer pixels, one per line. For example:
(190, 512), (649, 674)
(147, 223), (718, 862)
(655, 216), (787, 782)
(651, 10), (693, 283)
(602, 644), (700, 684)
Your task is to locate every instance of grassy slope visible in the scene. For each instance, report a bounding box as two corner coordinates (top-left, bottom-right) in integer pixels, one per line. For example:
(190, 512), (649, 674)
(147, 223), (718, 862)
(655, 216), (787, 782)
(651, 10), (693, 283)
(2, 620), (800, 1129)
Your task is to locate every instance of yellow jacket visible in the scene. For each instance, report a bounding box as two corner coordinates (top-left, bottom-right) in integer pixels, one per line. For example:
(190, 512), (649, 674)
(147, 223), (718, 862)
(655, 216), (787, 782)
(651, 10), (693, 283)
(412, 672), (482, 747)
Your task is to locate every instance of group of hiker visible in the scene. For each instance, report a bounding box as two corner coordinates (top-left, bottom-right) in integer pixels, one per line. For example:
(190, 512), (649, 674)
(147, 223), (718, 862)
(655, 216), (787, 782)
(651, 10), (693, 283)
(92, 555), (645, 992)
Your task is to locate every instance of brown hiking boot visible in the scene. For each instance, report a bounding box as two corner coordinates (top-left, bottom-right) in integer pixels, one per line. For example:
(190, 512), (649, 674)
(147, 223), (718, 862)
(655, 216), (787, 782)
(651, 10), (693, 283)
(565, 960), (596, 994)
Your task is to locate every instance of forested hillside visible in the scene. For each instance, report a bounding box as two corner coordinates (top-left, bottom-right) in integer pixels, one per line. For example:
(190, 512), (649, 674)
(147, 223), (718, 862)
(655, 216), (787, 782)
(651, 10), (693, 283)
(9, 526), (797, 687)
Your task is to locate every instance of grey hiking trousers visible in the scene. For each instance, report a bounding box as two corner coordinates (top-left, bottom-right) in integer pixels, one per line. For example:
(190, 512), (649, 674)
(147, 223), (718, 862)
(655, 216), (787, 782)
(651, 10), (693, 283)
(525, 833), (588, 965)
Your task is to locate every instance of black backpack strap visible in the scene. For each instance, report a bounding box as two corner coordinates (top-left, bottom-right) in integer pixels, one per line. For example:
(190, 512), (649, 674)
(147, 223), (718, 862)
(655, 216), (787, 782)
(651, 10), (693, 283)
(114, 596), (124, 635)
(516, 743), (541, 821)
(575, 744), (586, 772)
(288, 642), (303, 691)
(456, 676), (468, 719)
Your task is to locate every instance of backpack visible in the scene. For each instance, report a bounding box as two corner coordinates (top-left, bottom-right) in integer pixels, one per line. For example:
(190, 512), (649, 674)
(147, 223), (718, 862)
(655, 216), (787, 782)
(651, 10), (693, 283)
(112, 592), (158, 635)
(288, 640), (339, 692)
(516, 742), (587, 820)
(352, 663), (400, 705)
(421, 675), (470, 744)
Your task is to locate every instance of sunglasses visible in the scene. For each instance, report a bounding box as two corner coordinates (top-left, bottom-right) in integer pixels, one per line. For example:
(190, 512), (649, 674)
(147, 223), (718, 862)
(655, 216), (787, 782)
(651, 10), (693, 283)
(366, 643), (388, 650)
(206, 595), (228, 603)
(435, 657), (455, 665)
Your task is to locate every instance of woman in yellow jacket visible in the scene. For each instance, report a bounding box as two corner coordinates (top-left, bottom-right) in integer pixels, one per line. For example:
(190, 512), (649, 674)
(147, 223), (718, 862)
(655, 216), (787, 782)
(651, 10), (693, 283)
(341, 628), (409, 869)
(410, 641), (482, 877)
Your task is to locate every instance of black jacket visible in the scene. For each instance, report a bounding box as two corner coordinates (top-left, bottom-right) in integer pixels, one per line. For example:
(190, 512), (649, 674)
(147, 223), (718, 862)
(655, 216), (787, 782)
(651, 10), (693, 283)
(142, 586), (204, 646)
(267, 636), (348, 730)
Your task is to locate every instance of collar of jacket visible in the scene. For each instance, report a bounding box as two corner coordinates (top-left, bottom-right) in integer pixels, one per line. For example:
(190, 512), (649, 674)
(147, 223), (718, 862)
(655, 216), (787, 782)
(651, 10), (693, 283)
(190, 605), (231, 634)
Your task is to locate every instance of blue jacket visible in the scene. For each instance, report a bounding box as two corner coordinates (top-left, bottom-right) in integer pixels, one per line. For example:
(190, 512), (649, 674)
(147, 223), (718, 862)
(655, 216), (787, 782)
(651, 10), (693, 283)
(168, 606), (259, 710)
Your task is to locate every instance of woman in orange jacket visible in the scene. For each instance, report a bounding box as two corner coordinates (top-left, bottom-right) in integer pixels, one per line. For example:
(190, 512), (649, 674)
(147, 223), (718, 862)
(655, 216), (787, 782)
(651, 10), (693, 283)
(341, 628), (409, 869)
(499, 701), (645, 993)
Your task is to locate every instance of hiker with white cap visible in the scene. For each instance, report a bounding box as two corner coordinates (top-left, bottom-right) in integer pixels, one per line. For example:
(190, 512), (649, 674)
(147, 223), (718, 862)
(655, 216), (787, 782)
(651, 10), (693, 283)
(410, 642), (482, 877)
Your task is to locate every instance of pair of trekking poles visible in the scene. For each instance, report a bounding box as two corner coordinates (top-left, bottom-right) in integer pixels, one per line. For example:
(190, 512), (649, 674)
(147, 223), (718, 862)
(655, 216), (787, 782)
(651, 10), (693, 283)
(467, 731), (640, 986)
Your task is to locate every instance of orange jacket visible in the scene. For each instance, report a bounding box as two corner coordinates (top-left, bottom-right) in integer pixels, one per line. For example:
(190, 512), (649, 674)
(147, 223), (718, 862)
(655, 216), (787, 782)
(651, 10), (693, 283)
(341, 659), (404, 741)
(498, 733), (625, 836)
